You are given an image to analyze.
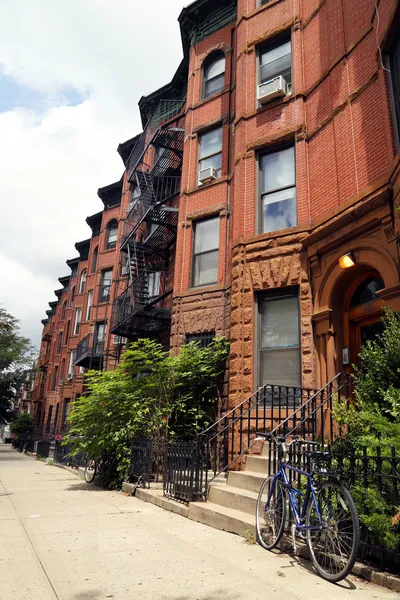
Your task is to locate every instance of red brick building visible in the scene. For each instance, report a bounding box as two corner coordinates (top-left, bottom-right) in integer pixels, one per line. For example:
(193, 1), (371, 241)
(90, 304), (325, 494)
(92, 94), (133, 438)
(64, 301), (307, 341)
(31, 0), (400, 434)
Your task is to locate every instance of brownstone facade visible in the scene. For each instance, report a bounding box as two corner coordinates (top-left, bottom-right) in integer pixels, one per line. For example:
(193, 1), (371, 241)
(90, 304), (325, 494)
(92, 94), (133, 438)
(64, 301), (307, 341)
(30, 0), (400, 435)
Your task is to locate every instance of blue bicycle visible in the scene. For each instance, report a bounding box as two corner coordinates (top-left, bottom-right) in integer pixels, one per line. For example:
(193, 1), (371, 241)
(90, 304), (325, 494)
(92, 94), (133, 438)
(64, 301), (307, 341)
(255, 433), (360, 583)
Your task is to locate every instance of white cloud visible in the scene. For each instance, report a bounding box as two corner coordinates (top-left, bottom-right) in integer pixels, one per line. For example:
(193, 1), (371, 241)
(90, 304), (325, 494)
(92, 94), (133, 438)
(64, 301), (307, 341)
(0, 0), (186, 348)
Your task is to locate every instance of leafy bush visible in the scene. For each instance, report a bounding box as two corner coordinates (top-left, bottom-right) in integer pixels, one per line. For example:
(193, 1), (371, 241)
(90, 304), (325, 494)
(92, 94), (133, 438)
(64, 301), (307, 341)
(64, 337), (229, 487)
(332, 309), (400, 551)
(10, 412), (34, 437)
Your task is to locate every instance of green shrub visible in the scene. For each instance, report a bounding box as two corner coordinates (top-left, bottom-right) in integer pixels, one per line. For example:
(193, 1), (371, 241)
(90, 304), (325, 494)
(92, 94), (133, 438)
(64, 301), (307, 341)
(64, 337), (229, 488)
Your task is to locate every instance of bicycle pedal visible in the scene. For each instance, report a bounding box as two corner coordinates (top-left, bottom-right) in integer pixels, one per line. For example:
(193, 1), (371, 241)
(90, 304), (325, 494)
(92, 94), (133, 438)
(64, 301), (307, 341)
(291, 524), (297, 552)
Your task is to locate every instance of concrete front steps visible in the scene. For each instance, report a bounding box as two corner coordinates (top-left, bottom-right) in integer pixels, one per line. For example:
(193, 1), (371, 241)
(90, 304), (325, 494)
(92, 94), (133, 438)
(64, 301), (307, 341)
(188, 449), (270, 538)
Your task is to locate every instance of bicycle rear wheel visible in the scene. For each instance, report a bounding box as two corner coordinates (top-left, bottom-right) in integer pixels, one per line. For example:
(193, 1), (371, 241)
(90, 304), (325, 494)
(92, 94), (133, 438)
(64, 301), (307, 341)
(84, 458), (97, 483)
(306, 480), (360, 582)
(256, 475), (286, 550)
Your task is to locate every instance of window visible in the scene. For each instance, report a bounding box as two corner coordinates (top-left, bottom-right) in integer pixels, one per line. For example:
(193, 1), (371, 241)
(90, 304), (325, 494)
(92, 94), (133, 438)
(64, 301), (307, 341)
(94, 322), (106, 355)
(154, 144), (165, 166)
(86, 290), (93, 321)
(73, 308), (82, 335)
(62, 399), (71, 430)
(192, 217), (219, 287)
(52, 366), (59, 390)
(260, 0), (274, 5)
(53, 403), (60, 434)
(67, 352), (76, 379)
(388, 28), (400, 146)
(106, 220), (118, 249)
(62, 301), (67, 320)
(203, 53), (225, 99)
(60, 359), (65, 382)
(100, 269), (112, 302)
(64, 320), (70, 345)
(57, 332), (62, 354)
(350, 277), (384, 307)
(121, 254), (129, 276)
(79, 269), (87, 294)
(260, 146), (296, 233)
(186, 332), (215, 348)
(91, 247), (98, 273)
(147, 272), (161, 297)
(259, 36), (292, 89)
(259, 292), (300, 388)
(198, 126), (222, 182)
(46, 406), (53, 433)
(128, 185), (141, 213)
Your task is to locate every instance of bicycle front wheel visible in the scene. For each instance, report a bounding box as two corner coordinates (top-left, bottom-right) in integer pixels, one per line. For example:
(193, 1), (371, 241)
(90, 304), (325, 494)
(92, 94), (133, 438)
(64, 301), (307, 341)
(256, 475), (286, 550)
(306, 480), (360, 583)
(84, 459), (97, 483)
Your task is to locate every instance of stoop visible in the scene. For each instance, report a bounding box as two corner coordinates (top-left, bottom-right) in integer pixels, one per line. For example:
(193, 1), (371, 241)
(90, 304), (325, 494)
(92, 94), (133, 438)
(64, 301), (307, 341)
(188, 446), (270, 537)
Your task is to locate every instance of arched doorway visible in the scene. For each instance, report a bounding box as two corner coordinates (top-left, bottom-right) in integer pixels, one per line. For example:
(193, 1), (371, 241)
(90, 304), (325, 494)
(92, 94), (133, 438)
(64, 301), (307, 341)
(343, 271), (385, 369)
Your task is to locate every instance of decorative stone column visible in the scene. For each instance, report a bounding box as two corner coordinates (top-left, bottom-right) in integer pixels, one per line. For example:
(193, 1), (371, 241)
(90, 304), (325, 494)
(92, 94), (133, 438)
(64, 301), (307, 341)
(312, 309), (336, 388)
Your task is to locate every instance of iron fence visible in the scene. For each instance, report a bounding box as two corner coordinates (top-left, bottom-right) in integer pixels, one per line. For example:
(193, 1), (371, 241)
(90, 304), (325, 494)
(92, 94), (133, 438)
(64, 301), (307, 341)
(54, 442), (86, 468)
(163, 441), (204, 503)
(36, 441), (50, 459)
(127, 439), (166, 486)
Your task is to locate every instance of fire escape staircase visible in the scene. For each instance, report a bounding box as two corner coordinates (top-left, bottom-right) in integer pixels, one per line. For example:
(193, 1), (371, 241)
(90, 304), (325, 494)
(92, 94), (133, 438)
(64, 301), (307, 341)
(112, 126), (184, 339)
(187, 374), (350, 537)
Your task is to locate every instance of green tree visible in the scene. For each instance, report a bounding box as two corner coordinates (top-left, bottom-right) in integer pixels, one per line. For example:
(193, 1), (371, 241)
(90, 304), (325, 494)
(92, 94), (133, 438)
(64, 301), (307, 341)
(10, 412), (34, 438)
(0, 306), (34, 425)
(64, 337), (229, 487)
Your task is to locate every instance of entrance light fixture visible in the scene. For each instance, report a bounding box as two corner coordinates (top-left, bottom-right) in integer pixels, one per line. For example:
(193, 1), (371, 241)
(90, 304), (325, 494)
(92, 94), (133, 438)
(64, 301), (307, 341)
(339, 253), (355, 269)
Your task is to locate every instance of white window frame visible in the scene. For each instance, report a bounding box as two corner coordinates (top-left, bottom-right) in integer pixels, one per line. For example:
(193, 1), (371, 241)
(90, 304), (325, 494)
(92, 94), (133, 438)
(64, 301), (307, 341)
(192, 217), (220, 287)
(198, 126), (223, 183)
(67, 351), (76, 379)
(86, 290), (93, 321)
(74, 308), (82, 335)
(79, 270), (87, 294)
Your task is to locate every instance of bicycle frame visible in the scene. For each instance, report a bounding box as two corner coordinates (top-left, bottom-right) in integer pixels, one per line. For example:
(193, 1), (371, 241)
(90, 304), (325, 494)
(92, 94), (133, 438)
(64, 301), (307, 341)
(268, 461), (325, 532)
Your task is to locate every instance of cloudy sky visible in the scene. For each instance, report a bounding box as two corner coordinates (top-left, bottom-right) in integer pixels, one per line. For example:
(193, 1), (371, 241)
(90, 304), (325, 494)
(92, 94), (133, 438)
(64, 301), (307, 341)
(0, 0), (186, 350)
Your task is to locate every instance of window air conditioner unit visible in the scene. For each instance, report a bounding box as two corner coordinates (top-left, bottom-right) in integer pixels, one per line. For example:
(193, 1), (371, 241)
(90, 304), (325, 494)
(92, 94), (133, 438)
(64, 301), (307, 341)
(257, 75), (288, 105)
(67, 374), (73, 380)
(199, 166), (217, 184)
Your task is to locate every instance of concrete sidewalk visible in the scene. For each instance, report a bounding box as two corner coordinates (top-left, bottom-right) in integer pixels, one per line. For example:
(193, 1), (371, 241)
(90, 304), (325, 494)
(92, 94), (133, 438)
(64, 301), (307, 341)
(0, 445), (396, 600)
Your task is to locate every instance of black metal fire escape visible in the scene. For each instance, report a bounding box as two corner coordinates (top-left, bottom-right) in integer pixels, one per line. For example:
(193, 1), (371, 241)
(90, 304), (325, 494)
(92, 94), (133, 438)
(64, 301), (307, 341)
(111, 108), (185, 340)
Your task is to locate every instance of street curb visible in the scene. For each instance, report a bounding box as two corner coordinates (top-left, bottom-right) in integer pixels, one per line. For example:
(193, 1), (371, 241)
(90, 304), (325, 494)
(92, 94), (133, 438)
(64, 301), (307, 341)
(122, 482), (189, 518)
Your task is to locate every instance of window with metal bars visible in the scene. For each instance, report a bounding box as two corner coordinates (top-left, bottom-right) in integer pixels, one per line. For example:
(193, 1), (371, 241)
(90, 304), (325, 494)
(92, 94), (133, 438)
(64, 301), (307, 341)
(186, 332), (215, 348)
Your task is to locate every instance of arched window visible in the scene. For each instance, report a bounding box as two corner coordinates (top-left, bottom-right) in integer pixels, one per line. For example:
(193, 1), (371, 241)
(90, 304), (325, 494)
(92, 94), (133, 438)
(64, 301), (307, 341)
(106, 220), (118, 250)
(91, 247), (98, 273)
(350, 277), (385, 307)
(203, 52), (226, 99)
(79, 269), (87, 294)
(62, 301), (67, 320)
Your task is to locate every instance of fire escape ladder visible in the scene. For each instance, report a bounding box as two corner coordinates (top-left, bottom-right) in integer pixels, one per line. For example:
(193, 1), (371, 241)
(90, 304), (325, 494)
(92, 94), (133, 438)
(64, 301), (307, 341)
(197, 373), (351, 497)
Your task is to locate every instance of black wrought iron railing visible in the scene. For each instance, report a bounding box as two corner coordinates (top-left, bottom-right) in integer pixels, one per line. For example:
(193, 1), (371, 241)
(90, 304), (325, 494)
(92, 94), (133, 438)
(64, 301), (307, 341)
(75, 334), (104, 367)
(126, 101), (185, 181)
(127, 439), (166, 486)
(163, 441), (204, 502)
(122, 175), (181, 248)
(54, 442), (86, 468)
(111, 271), (173, 337)
(266, 373), (351, 477)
